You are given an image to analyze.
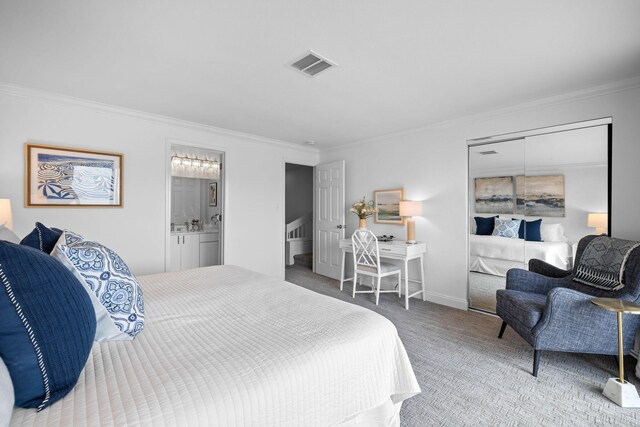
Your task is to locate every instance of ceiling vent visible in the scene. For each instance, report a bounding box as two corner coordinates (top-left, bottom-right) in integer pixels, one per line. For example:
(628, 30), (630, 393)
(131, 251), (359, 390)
(478, 150), (498, 155)
(290, 51), (336, 77)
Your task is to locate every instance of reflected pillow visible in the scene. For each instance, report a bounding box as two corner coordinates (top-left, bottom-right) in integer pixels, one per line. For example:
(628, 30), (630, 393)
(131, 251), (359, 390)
(20, 222), (63, 254)
(492, 218), (521, 239)
(541, 223), (567, 242)
(474, 216), (497, 236)
(52, 231), (145, 341)
(513, 218), (543, 241)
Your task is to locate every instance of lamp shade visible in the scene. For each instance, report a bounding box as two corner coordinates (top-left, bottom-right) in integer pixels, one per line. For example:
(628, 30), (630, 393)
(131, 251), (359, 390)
(399, 200), (423, 217)
(0, 199), (13, 230)
(587, 213), (608, 229)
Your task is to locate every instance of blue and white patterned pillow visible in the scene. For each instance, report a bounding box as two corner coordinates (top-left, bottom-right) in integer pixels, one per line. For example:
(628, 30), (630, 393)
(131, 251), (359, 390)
(492, 218), (522, 239)
(52, 231), (144, 341)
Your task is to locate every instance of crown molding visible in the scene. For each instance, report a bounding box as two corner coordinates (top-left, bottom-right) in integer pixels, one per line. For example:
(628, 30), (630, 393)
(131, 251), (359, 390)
(322, 74), (640, 153)
(0, 83), (319, 154)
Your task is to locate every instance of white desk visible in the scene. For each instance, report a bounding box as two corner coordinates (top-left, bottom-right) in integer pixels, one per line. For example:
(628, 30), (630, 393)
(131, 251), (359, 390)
(339, 238), (426, 309)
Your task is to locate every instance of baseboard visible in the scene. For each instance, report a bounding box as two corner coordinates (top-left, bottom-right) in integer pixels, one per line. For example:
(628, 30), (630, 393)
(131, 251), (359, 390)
(424, 291), (468, 311)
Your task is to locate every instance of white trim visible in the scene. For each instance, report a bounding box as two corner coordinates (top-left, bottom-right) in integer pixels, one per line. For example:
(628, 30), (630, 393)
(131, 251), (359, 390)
(467, 117), (612, 146)
(424, 290), (468, 311)
(322, 75), (640, 153)
(0, 83), (318, 154)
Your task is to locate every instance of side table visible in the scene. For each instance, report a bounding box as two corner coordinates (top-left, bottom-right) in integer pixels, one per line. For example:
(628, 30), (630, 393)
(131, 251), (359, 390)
(591, 297), (640, 407)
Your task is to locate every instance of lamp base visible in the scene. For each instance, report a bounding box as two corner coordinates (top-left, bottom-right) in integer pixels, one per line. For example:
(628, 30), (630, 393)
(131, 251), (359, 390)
(603, 378), (640, 407)
(406, 218), (416, 243)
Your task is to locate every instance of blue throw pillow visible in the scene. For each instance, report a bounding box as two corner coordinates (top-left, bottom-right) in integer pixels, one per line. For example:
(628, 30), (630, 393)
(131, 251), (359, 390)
(492, 218), (522, 239)
(513, 218), (543, 241)
(474, 216), (497, 235)
(0, 241), (96, 410)
(20, 222), (63, 254)
(52, 231), (145, 341)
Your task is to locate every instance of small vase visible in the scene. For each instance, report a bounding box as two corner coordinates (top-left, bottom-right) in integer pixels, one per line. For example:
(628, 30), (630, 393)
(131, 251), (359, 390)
(359, 218), (367, 230)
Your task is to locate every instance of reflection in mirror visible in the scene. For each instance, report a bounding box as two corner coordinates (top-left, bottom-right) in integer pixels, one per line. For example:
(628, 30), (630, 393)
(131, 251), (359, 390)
(468, 124), (609, 313)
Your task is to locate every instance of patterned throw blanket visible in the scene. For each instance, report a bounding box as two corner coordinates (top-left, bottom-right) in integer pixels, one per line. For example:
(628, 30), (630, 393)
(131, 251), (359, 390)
(574, 236), (640, 291)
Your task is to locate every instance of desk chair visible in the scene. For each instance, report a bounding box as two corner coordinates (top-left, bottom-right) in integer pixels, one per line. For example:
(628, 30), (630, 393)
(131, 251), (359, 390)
(351, 230), (402, 305)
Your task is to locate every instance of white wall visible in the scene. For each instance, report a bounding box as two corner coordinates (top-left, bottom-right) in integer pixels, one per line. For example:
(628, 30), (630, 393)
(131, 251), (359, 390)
(285, 164), (313, 223)
(320, 82), (640, 310)
(0, 88), (318, 278)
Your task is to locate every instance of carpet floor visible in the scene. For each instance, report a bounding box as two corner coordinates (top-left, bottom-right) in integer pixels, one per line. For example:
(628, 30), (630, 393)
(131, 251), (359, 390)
(285, 264), (640, 427)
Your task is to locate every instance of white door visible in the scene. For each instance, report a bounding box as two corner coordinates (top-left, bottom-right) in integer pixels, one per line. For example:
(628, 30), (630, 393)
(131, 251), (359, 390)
(181, 234), (201, 270)
(315, 160), (345, 279)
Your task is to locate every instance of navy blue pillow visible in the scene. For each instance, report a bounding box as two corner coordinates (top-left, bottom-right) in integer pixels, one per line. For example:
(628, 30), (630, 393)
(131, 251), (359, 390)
(514, 218), (543, 241)
(0, 241), (96, 409)
(475, 216), (497, 235)
(20, 222), (63, 254)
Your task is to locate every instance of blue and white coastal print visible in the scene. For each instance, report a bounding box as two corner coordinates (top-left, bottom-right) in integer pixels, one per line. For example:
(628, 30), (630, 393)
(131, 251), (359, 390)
(37, 153), (115, 201)
(52, 230), (144, 341)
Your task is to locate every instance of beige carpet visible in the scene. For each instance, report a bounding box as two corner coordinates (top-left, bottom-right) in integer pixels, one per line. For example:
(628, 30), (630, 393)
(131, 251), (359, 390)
(285, 264), (640, 427)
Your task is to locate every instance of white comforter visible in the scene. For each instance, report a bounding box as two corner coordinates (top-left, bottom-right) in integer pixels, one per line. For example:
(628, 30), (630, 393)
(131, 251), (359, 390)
(470, 234), (572, 274)
(11, 265), (420, 426)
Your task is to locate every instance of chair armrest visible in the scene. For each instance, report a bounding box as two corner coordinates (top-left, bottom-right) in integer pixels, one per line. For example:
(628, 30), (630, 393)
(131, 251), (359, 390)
(533, 288), (640, 353)
(506, 268), (569, 295)
(528, 259), (572, 278)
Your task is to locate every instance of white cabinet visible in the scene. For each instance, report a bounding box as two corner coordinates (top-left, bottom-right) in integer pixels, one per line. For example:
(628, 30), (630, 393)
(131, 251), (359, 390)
(199, 232), (220, 267)
(170, 232), (220, 271)
(169, 233), (202, 271)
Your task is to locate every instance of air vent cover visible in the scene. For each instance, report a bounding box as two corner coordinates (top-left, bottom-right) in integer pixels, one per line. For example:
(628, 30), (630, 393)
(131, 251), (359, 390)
(291, 51), (336, 77)
(479, 150), (498, 155)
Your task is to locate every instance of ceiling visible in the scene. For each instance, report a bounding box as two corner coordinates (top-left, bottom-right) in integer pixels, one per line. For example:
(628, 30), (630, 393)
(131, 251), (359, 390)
(1, 1), (639, 149)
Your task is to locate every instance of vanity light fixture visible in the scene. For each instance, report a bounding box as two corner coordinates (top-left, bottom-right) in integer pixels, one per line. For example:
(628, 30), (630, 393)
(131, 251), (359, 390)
(171, 154), (220, 179)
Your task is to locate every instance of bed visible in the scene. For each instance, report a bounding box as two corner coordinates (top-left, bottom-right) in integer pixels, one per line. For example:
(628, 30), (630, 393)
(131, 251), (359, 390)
(469, 234), (572, 277)
(10, 265), (420, 426)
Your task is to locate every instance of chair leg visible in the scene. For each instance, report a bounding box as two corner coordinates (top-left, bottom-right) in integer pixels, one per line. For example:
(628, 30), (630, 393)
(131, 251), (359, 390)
(352, 271), (357, 298)
(498, 321), (507, 339)
(375, 276), (381, 305)
(533, 350), (541, 377)
(397, 271), (402, 298)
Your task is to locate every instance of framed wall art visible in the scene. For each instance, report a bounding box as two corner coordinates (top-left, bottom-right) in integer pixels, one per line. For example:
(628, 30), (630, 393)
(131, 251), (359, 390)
(25, 144), (123, 207)
(209, 182), (218, 207)
(374, 188), (405, 224)
(474, 176), (514, 214)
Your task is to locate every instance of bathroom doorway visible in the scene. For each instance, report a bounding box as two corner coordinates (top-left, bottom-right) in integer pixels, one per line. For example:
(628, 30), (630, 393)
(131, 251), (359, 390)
(166, 143), (225, 272)
(284, 163), (313, 272)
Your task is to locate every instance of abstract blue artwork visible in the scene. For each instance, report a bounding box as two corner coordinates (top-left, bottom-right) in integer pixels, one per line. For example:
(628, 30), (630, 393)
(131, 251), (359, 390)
(26, 145), (123, 207)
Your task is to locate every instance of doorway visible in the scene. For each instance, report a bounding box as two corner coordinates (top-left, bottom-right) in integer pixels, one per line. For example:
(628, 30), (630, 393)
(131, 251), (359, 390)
(284, 163), (313, 273)
(167, 144), (225, 272)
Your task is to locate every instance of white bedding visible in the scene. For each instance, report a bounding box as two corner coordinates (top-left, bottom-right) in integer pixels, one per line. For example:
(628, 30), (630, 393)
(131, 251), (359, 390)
(11, 265), (420, 426)
(470, 234), (572, 276)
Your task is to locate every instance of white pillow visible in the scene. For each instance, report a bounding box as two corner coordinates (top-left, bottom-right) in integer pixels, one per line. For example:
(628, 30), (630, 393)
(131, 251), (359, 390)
(0, 357), (14, 427)
(541, 223), (567, 242)
(52, 230), (145, 341)
(0, 225), (20, 244)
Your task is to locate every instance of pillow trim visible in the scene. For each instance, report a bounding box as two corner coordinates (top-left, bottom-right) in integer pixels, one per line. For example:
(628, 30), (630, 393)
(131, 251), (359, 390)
(36, 225), (44, 252)
(0, 263), (51, 410)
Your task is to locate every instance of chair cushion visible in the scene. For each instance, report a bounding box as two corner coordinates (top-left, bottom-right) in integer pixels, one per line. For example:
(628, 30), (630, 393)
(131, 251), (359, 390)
(357, 261), (401, 274)
(0, 241), (96, 409)
(496, 290), (547, 329)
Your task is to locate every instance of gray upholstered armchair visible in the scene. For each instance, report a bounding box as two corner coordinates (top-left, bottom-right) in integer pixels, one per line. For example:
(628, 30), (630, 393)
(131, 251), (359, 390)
(496, 235), (640, 377)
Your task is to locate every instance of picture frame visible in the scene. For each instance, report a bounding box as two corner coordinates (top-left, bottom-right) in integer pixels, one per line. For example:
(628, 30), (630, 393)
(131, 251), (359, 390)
(474, 176), (514, 214)
(374, 189), (405, 224)
(25, 143), (123, 207)
(209, 182), (218, 207)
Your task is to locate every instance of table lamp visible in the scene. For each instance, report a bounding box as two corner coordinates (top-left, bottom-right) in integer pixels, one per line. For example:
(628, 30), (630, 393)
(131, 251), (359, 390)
(588, 213), (608, 235)
(0, 199), (13, 230)
(399, 200), (422, 244)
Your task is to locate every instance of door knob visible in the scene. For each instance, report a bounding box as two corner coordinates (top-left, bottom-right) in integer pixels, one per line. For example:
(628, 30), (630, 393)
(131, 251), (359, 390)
(337, 225), (346, 229)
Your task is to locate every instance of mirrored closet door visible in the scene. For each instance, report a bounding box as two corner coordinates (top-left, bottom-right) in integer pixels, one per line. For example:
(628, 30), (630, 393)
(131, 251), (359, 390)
(468, 121), (610, 313)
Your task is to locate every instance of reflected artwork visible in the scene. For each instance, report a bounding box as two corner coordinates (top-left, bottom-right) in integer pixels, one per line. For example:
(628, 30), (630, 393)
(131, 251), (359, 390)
(475, 176), (514, 214)
(515, 175), (565, 217)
